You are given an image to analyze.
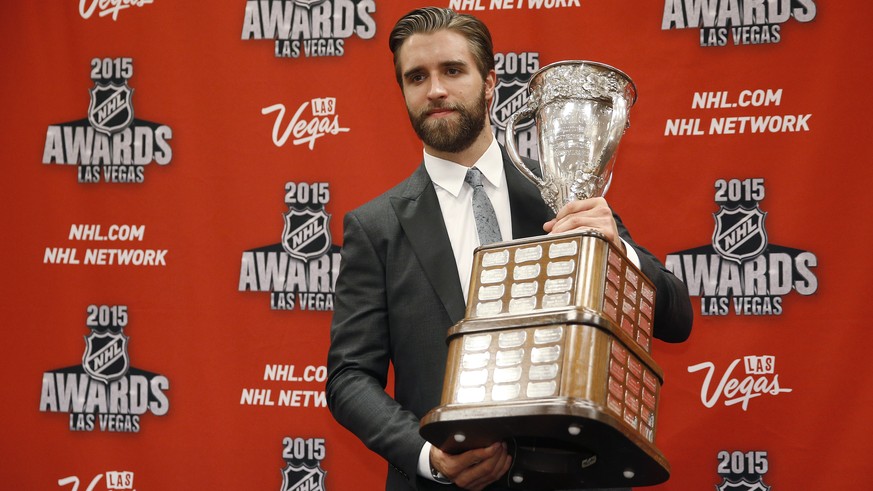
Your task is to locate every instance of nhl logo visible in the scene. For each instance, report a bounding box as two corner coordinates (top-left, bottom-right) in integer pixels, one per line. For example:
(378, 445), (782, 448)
(282, 207), (331, 261)
(88, 82), (134, 135)
(716, 477), (771, 491)
(491, 78), (533, 131)
(712, 205), (767, 263)
(281, 462), (326, 491)
(82, 328), (130, 383)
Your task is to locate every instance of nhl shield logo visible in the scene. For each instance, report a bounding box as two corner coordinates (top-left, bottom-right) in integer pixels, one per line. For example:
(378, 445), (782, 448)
(282, 207), (331, 261)
(281, 462), (326, 491)
(88, 82), (134, 135)
(716, 477), (771, 491)
(82, 329), (130, 383)
(491, 78), (533, 131)
(712, 205), (767, 263)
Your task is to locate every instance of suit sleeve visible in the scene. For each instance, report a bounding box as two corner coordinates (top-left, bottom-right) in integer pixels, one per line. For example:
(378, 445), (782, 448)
(614, 212), (693, 343)
(325, 211), (426, 487)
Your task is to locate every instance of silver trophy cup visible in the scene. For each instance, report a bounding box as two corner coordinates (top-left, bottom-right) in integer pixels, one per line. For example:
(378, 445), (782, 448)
(505, 60), (637, 213)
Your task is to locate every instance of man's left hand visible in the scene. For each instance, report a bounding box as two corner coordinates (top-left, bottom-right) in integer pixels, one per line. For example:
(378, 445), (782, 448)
(543, 197), (623, 250)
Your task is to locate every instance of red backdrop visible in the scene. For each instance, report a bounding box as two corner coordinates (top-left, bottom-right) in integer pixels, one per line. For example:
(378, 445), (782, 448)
(2, 1), (872, 490)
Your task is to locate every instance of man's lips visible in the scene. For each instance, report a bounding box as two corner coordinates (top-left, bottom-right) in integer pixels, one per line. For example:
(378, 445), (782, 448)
(426, 107), (456, 118)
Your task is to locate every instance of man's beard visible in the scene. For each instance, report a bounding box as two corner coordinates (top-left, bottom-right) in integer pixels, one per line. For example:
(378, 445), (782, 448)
(408, 87), (487, 154)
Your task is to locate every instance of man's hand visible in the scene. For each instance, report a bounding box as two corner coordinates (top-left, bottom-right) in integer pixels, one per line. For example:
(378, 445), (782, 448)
(544, 197), (623, 250)
(430, 442), (512, 491)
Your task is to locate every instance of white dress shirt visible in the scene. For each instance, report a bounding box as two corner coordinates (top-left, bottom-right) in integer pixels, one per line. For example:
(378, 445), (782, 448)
(423, 138), (511, 302)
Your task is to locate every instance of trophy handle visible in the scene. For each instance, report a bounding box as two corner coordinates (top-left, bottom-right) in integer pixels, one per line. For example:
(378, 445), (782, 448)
(504, 105), (546, 191)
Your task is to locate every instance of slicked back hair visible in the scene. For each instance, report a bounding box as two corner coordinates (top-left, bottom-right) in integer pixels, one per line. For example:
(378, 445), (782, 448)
(388, 7), (495, 86)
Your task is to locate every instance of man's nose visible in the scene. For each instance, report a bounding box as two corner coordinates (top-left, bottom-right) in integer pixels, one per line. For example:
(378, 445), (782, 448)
(427, 76), (448, 100)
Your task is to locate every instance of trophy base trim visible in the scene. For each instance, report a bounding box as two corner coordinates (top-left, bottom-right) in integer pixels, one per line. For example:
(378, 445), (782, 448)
(420, 399), (670, 489)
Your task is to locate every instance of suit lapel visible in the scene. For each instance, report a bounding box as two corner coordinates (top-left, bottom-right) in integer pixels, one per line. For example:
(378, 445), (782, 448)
(391, 164), (467, 324)
(389, 150), (553, 325)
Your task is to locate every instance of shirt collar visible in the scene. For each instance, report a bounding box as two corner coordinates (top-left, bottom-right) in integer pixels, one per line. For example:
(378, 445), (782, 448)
(423, 138), (504, 197)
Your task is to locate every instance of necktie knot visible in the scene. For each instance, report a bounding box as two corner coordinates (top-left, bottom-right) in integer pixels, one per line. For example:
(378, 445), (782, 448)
(464, 167), (484, 189)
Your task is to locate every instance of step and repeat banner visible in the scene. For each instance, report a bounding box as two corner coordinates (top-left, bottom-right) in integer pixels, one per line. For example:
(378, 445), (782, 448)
(2, 1), (872, 490)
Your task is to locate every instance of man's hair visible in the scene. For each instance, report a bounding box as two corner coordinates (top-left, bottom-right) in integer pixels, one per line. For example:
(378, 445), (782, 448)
(388, 7), (495, 86)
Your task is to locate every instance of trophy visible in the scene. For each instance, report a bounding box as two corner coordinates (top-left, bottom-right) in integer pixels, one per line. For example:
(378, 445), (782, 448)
(420, 62), (671, 489)
(505, 60), (636, 213)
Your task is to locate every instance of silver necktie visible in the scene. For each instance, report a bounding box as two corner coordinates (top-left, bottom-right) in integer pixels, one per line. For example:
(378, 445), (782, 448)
(464, 167), (502, 246)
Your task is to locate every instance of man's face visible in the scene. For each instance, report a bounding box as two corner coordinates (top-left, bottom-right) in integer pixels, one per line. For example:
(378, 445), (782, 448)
(396, 30), (495, 154)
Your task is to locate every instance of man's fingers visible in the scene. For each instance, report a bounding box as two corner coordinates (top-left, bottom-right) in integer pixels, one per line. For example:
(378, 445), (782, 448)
(553, 197), (603, 221)
(433, 443), (502, 480)
(452, 443), (511, 490)
(543, 218), (556, 233)
(547, 198), (612, 233)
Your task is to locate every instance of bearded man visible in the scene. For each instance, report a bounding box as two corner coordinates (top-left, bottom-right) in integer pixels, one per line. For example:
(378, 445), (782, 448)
(326, 7), (693, 491)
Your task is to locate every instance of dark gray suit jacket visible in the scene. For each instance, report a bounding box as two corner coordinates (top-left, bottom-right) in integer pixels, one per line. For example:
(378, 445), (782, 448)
(326, 148), (692, 491)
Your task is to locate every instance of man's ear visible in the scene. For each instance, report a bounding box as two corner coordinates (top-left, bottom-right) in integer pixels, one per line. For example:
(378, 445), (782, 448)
(484, 69), (497, 103)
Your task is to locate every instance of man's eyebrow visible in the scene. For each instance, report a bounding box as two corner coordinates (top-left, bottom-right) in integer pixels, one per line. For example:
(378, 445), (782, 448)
(441, 59), (468, 68)
(401, 66), (423, 80)
(402, 59), (470, 80)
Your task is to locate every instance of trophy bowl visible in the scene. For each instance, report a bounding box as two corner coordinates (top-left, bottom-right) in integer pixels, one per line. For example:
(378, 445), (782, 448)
(504, 60), (637, 213)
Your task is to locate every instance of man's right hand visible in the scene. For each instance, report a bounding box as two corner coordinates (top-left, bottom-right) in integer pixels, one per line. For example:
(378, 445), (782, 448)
(430, 442), (512, 490)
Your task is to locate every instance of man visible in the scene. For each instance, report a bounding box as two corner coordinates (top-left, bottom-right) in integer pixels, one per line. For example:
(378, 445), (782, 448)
(326, 7), (693, 491)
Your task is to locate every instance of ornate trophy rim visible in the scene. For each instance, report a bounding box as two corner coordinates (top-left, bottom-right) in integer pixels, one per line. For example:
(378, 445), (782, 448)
(528, 59), (638, 107)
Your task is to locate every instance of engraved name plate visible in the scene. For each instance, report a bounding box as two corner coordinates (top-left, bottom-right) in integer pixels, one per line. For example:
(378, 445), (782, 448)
(542, 292), (572, 309)
(514, 245), (543, 263)
(457, 386), (486, 403)
(511, 281), (539, 298)
(547, 259), (575, 276)
(464, 334), (493, 351)
(460, 369), (489, 386)
(496, 348), (525, 367)
(493, 383), (521, 401)
(498, 330), (527, 348)
(481, 268), (507, 284)
(478, 284), (505, 301)
(529, 363), (559, 381)
(509, 296), (537, 313)
(544, 277), (573, 294)
(514, 264), (541, 281)
(494, 366), (523, 383)
(527, 380), (557, 398)
(476, 300), (503, 317)
(549, 241), (578, 258)
(482, 250), (510, 267)
(531, 345), (561, 363)
(534, 326), (563, 344)
(462, 351), (490, 369)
